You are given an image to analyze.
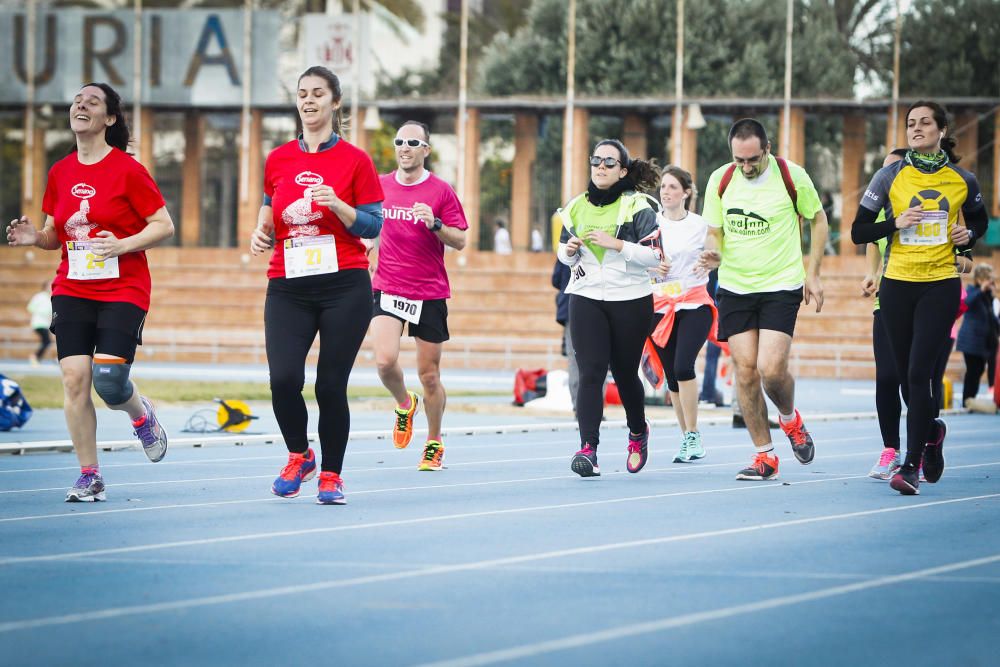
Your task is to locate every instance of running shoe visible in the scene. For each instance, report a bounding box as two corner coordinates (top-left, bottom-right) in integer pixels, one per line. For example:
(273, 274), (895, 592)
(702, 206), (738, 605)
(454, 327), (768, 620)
(392, 391), (420, 449)
(271, 448), (317, 497)
(735, 451), (780, 481)
(868, 447), (901, 480)
(571, 444), (600, 477)
(779, 410), (814, 464)
(134, 396), (168, 463)
(65, 470), (106, 502)
(890, 465), (920, 495)
(685, 431), (705, 460)
(921, 418), (946, 483)
(316, 471), (346, 505)
(418, 440), (445, 471)
(673, 436), (690, 463)
(626, 419), (651, 473)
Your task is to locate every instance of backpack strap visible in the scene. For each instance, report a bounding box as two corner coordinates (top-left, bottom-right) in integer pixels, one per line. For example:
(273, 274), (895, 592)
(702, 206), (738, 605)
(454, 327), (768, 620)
(717, 164), (738, 199)
(717, 158), (799, 217)
(774, 156), (799, 217)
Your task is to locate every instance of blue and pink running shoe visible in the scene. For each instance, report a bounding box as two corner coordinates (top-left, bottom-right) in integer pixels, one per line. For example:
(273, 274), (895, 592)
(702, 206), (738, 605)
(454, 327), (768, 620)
(271, 448), (317, 498)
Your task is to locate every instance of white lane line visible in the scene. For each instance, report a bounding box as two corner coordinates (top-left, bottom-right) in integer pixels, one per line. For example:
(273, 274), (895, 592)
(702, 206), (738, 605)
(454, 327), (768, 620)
(0, 494), (997, 635)
(3, 448), (999, 524)
(2, 425), (995, 475)
(414, 550), (1000, 667)
(0, 474), (870, 560)
(2, 469), (995, 564)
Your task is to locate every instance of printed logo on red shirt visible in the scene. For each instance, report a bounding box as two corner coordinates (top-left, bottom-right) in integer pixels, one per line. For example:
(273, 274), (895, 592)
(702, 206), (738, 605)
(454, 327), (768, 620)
(283, 172), (324, 236)
(294, 171), (324, 187)
(71, 183), (97, 199)
(67, 182), (97, 240)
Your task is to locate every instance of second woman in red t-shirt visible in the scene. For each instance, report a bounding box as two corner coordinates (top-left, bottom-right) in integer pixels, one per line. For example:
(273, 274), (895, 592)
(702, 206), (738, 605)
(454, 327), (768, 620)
(250, 65), (384, 505)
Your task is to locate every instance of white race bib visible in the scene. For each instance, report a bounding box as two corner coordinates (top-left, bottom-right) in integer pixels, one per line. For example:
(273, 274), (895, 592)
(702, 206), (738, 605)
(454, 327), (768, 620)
(66, 241), (119, 280)
(380, 292), (424, 324)
(650, 274), (683, 298)
(899, 210), (948, 246)
(283, 235), (338, 278)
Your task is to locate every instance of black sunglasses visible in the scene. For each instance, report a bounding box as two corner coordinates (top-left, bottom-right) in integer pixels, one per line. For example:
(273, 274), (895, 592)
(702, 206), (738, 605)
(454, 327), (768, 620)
(589, 156), (621, 168)
(394, 138), (429, 148)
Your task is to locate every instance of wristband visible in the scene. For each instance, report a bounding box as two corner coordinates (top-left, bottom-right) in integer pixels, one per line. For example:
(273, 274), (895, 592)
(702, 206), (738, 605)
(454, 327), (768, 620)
(430, 217), (443, 232)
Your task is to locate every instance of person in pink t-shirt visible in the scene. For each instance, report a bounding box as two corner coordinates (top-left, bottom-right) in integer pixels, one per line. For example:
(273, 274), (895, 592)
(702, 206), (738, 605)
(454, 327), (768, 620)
(371, 121), (468, 470)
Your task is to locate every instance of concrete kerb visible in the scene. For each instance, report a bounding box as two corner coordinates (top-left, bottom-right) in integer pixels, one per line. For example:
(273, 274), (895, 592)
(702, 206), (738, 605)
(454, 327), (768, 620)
(0, 408), (970, 455)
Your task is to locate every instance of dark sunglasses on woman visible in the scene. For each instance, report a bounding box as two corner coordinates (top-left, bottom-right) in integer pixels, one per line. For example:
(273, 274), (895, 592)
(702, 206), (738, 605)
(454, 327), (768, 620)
(589, 156), (621, 168)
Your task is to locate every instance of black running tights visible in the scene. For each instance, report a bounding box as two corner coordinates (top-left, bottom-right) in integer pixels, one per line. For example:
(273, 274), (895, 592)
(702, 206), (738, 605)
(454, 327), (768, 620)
(265, 269), (372, 473)
(569, 294), (652, 447)
(652, 306), (713, 393)
(877, 277), (960, 465)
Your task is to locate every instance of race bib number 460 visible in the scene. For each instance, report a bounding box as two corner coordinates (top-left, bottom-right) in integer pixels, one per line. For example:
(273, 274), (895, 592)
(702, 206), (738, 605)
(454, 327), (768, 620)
(66, 241), (119, 280)
(284, 235), (338, 278)
(380, 292), (423, 324)
(899, 210), (948, 246)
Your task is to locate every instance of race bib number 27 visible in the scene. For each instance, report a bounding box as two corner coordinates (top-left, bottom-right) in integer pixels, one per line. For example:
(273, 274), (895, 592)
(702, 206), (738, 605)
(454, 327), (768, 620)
(284, 235), (338, 278)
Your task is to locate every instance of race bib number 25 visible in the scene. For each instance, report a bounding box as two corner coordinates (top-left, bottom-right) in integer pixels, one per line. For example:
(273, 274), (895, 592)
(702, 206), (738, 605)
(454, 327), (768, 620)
(66, 241), (119, 280)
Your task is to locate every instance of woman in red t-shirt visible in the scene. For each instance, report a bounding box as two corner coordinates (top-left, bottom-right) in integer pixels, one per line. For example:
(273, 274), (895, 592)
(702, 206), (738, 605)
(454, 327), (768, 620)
(249, 66), (383, 505)
(6, 83), (175, 502)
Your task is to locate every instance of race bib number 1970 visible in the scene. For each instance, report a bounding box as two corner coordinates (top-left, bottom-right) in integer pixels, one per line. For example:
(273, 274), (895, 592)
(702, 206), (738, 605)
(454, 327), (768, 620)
(380, 292), (423, 324)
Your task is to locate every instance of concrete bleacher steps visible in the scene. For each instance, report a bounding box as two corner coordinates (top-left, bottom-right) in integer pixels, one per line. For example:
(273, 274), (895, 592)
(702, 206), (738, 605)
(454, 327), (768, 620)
(2, 246), (996, 380)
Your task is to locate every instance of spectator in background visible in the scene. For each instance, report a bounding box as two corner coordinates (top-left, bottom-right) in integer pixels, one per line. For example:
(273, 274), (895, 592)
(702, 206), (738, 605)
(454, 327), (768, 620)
(27, 280), (53, 366)
(531, 226), (544, 252)
(957, 263), (999, 405)
(494, 220), (512, 254)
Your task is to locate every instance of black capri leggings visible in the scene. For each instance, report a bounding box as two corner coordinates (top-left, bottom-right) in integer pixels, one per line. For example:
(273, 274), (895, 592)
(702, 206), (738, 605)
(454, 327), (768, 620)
(877, 277), (960, 465)
(265, 269), (372, 474)
(569, 293), (652, 447)
(872, 308), (901, 450)
(652, 306), (713, 393)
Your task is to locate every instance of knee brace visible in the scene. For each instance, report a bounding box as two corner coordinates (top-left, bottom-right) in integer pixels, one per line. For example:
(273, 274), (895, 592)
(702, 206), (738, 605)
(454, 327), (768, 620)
(92, 361), (135, 406)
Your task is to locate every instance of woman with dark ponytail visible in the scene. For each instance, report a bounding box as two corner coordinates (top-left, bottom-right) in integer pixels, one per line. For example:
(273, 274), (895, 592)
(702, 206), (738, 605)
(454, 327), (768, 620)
(556, 139), (663, 478)
(249, 65), (383, 505)
(6, 82), (176, 502)
(851, 100), (989, 495)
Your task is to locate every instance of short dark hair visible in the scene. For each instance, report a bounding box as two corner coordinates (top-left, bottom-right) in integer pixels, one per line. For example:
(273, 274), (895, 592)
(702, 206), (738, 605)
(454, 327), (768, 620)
(400, 120), (430, 143)
(728, 118), (769, 150)
(890, 147), (909, 158)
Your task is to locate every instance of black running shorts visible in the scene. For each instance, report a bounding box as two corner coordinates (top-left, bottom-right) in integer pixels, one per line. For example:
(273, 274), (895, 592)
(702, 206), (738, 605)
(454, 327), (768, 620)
(372, 290), (450, 344)
(50, 295), (147, 362)
(715, 288), (802, 341)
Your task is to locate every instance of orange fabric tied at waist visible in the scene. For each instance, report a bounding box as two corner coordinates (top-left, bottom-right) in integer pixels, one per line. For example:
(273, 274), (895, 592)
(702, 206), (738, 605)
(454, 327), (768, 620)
(650, 284), (727, 354)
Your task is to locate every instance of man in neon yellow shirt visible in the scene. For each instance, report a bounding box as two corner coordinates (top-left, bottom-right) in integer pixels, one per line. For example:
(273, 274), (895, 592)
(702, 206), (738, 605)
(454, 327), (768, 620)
(698, 118), (828, 481)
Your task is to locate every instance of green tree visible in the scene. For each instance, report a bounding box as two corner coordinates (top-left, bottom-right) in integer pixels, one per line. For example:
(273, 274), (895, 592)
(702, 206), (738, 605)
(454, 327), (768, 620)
(377, 0), (532, 97)
(479, 0), (861, 98)
(897, 0), (1000, 96)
